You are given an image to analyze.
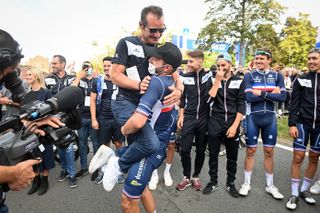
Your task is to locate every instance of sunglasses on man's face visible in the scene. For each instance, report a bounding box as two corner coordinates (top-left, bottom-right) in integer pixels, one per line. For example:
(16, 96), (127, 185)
(146, 26), (167, 34)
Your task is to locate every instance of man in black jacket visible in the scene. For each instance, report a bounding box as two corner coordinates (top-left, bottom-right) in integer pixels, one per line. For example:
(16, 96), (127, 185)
(286, 48), (320, 210)
(203, 53), (245, 197)
(176, 50), (211, 191)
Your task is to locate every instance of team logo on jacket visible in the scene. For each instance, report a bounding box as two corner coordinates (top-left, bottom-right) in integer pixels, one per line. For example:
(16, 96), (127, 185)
(253, 76), (261, 83)
(130, 180), (142, 186)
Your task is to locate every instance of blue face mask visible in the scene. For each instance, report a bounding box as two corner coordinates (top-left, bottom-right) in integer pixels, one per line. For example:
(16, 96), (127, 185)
(87, 68), (92, 76)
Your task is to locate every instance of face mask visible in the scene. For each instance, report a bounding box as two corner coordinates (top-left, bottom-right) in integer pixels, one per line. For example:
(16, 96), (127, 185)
(87, 68), (92, 76)
(148, 63), (156, 75)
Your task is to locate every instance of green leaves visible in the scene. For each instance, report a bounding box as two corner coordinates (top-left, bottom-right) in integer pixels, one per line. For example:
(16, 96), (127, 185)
(198, 0), (285, 65)
(278, 13), (317, 68)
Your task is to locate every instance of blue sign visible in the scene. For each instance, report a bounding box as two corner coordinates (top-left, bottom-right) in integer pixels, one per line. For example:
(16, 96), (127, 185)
(211, 42), (230, 53)
(316, 42), (320, 48)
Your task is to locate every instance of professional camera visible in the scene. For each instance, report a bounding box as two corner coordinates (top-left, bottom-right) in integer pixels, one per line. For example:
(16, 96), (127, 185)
(0, 86), (83, 166)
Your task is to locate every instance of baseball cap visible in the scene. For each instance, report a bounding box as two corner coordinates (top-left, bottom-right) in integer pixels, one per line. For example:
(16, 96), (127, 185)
(145, 42), (182, 70)
(216, 52), (232, 63)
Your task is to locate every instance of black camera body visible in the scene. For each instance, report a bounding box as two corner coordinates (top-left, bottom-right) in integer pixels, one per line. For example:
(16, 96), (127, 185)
(0, 85), (83, 167)
(0, 132), (40, 166)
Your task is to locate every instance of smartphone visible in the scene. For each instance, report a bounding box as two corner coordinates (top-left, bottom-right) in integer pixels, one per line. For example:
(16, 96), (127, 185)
(82, 63), (90, 70)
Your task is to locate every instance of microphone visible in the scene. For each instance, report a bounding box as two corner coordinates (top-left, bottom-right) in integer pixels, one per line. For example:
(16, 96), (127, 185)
(27, 86), (83, 120)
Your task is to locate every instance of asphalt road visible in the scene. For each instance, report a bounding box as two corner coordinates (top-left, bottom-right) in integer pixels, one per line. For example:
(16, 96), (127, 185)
(6, 141), (320, 213)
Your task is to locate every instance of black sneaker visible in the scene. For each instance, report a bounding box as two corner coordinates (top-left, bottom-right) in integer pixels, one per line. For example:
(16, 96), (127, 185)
(57, 171), (68, 182)
(299, 191), (316, 204)
(91, 170), (99, 181)
(68, 177), (78, 188)
(75, 169), (88, 180)
(225, 184), (239, 198)
(203, 182), (218, 195)
(286, 195), (299, 210)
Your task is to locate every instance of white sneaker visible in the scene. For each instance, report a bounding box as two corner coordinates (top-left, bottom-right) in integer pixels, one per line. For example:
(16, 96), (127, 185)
(103, 156), (122, 192)
(148, 172), (159, 190)
(239, 183), (251, 196)
(266, 185), (284, 200)
(89, 145), (115, 174)
(310, 180), (320, 195)
(164, 171), (173, 187)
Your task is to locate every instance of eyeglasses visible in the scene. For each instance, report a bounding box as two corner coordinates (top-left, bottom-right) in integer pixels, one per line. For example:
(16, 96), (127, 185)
(309, 48), (320, 54)
(255, 50), (271, 57)
(146, 25), (167, 34)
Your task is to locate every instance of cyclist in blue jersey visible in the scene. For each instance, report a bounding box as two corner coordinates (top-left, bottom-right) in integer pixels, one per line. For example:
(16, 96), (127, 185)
(239, 48), (286, 200)
(89, 42), (182, 213)
(286, 48), (320, 210)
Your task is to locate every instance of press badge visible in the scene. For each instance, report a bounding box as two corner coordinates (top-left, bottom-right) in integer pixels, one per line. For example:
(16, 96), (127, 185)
(85, 96), (91, 107)
(126, 66), (141, 82)
(297, 78), (312, 88)
(229, 80), (242, 89)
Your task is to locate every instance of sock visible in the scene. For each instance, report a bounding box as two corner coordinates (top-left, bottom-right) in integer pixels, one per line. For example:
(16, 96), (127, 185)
(164, 163), (171, 173)
(244, 170), (252, 185)
(291, 178), (300, 197)
(152, 169), (158, 177)
(301, 176), (313, 192)
(266, 173), (273, 187)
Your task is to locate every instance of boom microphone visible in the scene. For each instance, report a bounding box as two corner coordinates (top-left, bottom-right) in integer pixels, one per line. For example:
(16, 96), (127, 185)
(27, 86), (83, 120)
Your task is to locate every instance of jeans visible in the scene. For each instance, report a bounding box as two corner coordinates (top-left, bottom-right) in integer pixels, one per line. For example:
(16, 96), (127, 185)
(58, 143), (76, 178)
(78, 117), (99, 169)
(0, 204), (8, 213)
(112, 96), (159, 173)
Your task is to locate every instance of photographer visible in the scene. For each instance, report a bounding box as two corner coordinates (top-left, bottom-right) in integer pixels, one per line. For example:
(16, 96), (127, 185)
(0, 29), (64, 213)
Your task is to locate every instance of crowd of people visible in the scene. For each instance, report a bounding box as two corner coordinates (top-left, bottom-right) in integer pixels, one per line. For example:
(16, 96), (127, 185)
(0, 4), (320, 213)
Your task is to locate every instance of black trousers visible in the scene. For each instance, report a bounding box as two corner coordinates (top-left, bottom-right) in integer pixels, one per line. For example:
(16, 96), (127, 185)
(180, 115), (208, 179)
(208, 117), (239, 185)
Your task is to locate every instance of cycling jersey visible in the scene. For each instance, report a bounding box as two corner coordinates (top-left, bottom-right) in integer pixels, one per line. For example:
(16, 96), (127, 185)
(244, 70), (286, 114)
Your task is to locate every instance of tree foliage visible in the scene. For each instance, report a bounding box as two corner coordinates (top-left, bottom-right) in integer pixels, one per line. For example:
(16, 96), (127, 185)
(198, 0), (285, 66)
(278, 13), (317, 68)
(249, 24), (280, 63)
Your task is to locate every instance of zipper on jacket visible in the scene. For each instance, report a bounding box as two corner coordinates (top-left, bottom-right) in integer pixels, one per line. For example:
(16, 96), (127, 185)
(223, 80), (228, 121)
(313, 73), (318, 129)
(196, 72), (201, 119)
(263, 72), (267, 113)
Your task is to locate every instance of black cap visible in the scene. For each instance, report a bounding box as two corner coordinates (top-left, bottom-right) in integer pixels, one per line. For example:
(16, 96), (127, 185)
(145, 42), (182, 70)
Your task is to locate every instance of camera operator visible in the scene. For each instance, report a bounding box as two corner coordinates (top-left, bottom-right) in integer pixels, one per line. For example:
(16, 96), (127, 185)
(0, 30), (65, 213)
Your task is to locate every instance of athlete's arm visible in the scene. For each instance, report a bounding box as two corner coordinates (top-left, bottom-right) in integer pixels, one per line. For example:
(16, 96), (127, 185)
(90, 79), (99, 129)
(110, 64), (141, 90)
(261, 73), (286, 102)
(71, 70), (86, 87)
(226, 112), (243, 138)
(121, 112), (148, 136)
(209, 71), (223, 98)
(288, 77), (303, 127)
(244, 73), (265, 103)
(121, 77), (162, 135)
(164, 71), (184, 105)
